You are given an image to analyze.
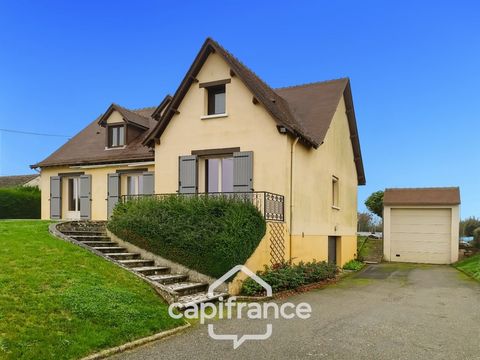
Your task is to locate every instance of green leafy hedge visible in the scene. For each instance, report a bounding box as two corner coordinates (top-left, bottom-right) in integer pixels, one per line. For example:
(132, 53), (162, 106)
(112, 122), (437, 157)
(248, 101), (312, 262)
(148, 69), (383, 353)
(343, 259), (364, 271)
(107, 196), (266, 278)
(241, 261), (338, 296)
(0, 186), (41, 219)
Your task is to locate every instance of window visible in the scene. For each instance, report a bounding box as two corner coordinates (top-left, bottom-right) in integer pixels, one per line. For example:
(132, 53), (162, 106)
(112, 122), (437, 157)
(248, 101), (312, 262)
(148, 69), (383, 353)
(127, 174), (143, 195)
(68, 177), (81, 212)
(332, 176), (339, 209)
(207, 85), (226, 115)
(206, 157), (233, 192)
(108, 125), (125, 148)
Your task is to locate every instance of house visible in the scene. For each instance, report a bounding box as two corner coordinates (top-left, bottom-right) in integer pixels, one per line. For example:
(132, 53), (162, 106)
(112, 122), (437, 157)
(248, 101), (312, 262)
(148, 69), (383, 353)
(32, 38), (365, 266)
(0, 174), (40, 188)
(383, 187), (460, 264)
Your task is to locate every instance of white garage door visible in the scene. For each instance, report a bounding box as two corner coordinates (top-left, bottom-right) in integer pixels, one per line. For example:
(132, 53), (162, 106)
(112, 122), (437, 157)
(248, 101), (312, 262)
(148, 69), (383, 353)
(390, 208), (451, 264)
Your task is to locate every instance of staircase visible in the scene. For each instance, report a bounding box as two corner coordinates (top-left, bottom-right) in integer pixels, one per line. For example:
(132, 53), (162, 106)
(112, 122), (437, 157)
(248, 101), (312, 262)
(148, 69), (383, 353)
(56, 222), (227, 309)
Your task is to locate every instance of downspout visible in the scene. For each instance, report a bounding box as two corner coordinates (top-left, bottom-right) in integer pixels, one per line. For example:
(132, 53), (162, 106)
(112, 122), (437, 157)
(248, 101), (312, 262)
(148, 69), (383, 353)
(289, 136), (300, 262)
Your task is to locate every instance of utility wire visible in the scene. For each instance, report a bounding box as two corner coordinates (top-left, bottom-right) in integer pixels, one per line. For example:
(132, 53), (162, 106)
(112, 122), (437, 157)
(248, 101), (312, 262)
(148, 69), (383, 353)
(0, 128), (71, 138)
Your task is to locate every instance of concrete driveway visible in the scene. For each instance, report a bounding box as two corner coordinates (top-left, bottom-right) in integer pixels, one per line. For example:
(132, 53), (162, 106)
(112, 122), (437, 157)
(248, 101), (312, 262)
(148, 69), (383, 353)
(112, 264), (480, 360)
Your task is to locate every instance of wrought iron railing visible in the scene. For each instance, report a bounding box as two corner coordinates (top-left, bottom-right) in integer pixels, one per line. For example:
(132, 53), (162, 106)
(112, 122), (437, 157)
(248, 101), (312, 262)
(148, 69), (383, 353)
(121, 191), (285, 222)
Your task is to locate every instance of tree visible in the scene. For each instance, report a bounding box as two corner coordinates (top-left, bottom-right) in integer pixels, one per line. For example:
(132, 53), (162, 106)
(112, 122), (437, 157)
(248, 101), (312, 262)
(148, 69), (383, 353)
(357, 211), (373, 232)
(365, 190), (384, 218)
(460, 217), (480, 237)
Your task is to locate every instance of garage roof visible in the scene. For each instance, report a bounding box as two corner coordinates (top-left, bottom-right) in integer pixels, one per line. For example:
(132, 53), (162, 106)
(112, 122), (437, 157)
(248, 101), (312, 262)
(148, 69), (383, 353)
(384, 187), (461, 206)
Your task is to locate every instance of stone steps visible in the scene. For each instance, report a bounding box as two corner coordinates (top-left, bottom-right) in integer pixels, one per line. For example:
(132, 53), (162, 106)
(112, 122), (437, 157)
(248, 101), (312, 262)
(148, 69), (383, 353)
(57, 221), (227, 308)
(105, 252), (141, 260)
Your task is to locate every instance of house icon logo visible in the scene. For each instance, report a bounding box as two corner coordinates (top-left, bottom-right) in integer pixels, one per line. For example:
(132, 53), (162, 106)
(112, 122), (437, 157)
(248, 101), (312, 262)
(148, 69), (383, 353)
(168, 265), (312, 349)
(207, 265), (273, 349)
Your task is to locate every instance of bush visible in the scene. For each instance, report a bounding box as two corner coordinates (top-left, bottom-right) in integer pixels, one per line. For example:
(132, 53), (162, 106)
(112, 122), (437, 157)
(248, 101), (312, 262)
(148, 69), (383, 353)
(241, 261), (338, 296)
(0, 186), (41, 219)
(107, 195), (266, 278)
(473, 227), (480, 248)
(343, 259), (364, 271)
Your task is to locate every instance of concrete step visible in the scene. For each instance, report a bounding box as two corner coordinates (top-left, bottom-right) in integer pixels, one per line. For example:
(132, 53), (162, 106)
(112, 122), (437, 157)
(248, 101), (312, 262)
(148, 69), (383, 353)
(105, 252), (141, 260)
(118, 259), (155, 268)
(132, 266), (170, 276)
(93, 246), (126, 253)
(164, 282), (209, 296)
(176, 293), (228, 309)
(71, 235), (111, 241)
(62, 230), (107, 236)
(81, 241), (116, 247)
(147, 274), (189, 284)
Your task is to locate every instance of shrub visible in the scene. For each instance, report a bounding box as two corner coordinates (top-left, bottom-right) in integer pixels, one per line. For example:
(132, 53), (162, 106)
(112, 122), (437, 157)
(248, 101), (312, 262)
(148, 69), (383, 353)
(473, 227), (480, 248)
(343, 259), (364, 271)
(0, 186), (41, 219)
(107, 195), (266, 278)
(241, 261), (338, 296)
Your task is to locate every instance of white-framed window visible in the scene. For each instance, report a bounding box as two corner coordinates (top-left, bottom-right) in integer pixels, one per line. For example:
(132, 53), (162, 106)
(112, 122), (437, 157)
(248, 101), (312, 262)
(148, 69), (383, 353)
(332, 176), (339, 209)
(127, 174), (144, 195)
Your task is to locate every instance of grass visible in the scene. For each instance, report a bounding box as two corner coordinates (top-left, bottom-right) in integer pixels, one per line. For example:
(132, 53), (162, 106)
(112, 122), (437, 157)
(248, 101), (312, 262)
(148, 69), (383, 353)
(356, 236), (369, 260)
(342, 259), (364, 271)
(0, 220), (184, 360)
(454, 254), (480, 281)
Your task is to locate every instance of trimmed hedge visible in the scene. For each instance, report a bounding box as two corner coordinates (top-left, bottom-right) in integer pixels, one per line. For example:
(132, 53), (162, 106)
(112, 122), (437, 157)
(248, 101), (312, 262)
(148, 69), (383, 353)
(0, 186), (41, 219)
(107, 196), (266, 278)
(241, 261), (338, 296)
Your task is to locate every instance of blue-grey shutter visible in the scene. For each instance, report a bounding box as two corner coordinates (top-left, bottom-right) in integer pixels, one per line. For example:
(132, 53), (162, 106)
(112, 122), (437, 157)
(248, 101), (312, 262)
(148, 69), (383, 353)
(107, 173), (120, 217)
(142, 172), (154, 195)
(233, 151), (253, 192)
(50, 176), (62, 219)
(79, 175), (92, 220)
(178, 155), (198, 194)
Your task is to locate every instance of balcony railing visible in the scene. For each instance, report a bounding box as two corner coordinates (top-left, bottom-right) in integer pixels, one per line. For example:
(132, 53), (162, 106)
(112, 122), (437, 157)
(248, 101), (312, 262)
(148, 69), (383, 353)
(121, 191), (285, 222)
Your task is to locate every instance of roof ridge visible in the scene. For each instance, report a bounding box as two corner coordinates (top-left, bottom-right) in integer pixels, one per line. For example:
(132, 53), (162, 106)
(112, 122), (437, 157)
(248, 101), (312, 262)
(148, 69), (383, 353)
(131, 106), (157, 112)
(275, 77), (349, 91)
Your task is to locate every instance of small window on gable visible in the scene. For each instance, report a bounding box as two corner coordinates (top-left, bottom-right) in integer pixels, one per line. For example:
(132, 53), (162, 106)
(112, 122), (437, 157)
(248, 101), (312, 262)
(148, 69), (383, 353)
(108, 125), (125, 148)
(332, 176), (339, 209)
(207, 84), (226, 115)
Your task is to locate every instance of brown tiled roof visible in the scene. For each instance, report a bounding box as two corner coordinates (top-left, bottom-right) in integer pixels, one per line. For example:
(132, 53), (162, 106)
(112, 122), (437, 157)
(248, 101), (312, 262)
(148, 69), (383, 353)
(31, 106), (157, 168)
(145, 38), (365, 185)
(384, 187), (461, 206)
(0, 174), (39, 188)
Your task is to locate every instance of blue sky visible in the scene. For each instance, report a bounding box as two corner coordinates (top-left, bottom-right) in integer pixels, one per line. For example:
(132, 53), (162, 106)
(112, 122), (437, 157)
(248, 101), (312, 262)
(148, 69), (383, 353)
(0, 1), (478, 218)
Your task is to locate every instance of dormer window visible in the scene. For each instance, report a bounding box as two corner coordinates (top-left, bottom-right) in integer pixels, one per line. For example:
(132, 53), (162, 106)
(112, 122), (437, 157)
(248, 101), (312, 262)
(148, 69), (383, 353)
(108, 125), (125, 148)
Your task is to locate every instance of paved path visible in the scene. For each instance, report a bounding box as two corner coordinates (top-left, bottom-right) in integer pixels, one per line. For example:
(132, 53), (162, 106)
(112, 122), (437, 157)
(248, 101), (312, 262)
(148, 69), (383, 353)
(111, 264), (480, 360)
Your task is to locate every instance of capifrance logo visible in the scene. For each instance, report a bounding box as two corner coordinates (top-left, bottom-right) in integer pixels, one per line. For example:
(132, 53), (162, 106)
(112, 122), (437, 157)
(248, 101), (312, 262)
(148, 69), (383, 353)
(168, 265), (312, 349)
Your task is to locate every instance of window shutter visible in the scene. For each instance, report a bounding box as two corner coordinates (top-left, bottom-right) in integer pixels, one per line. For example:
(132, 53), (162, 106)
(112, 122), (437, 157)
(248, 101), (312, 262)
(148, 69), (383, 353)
(50, 176), (62, 219)
(79, 175), (92, 220)
(142, 172), (155, 195)
(178, 155), (198, 194)
(107, 173), (120, 217)
(233, 151), (253, 192)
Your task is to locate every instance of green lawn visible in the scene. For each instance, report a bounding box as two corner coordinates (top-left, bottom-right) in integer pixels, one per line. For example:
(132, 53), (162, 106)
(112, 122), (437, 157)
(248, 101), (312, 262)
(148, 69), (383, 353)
(454, 254), (480, 281)
(0, 220), (184, 360)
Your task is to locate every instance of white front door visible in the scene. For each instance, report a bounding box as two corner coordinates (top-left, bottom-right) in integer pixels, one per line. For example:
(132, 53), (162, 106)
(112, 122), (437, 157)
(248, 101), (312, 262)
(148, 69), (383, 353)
(66, 177), (81, 219)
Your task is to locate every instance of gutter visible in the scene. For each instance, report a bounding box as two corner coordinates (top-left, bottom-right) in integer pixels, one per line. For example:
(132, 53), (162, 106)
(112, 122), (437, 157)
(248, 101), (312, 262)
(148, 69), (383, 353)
(289, 136), (299, 261)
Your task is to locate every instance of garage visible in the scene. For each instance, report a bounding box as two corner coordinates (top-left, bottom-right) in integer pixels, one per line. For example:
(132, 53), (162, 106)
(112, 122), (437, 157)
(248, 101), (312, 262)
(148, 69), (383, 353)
(383, 187), (460, 264)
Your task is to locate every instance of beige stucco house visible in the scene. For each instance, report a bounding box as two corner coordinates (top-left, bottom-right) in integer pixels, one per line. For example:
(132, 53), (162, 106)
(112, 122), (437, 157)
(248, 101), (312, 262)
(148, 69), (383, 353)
(33, 38), (365, 267)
